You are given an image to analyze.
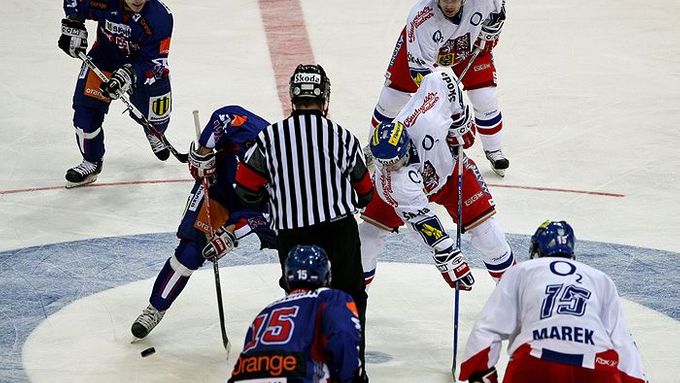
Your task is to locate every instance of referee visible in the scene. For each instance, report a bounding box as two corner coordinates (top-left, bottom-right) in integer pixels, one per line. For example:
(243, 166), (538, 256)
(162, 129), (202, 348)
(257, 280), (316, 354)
(235, 64), (373, 382)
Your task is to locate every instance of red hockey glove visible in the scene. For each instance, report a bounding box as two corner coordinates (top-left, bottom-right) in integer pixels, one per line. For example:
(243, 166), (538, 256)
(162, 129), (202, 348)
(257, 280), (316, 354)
(433, 248), (475, 290)
(188, 141), (217, 185)
(474, 34), (499, 55)
(202, 227), (238, 260)
(447, 106), (476, 150)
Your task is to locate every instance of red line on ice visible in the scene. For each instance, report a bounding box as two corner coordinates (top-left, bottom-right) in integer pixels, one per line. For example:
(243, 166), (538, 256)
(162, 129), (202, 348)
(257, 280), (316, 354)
(258, 0), (315, 116)
(0, 179), (193, 195)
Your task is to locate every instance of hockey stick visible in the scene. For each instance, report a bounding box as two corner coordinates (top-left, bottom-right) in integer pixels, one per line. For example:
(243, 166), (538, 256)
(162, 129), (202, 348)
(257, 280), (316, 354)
(193, 110), (231, 356)
(457, 47), (481, 85)
(451, 147), (465, 381)
(77, 52), (189, 163)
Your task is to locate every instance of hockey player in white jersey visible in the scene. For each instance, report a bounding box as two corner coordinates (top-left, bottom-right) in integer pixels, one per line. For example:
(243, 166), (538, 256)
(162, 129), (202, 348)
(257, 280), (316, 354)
(459, 220), (648, 383)
(369, 0), (510, 176)
(360, 69), (514, 290)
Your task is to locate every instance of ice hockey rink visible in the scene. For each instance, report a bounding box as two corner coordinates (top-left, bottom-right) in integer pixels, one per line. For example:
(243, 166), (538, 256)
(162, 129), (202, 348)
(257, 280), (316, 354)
(1, 0), (679, 382)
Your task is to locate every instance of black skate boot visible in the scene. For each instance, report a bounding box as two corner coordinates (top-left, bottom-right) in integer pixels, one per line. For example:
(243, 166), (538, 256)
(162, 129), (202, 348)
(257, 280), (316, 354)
(131, 304), (166, 339)
(484, 149), (510, 177)
(146, 133), (170, 161)
(65, 159), (103, 189)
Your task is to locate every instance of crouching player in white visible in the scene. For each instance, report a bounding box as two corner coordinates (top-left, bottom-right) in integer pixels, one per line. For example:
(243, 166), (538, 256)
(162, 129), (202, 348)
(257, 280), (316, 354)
(459, 221), (648, 383)
(359, 69), (514, 290)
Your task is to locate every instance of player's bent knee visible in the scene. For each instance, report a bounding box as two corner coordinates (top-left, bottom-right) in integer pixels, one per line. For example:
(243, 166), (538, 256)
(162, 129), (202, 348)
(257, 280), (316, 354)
(359, 221), (388, 286)
(173, 239), (205, 271)
(73, 106), (105, 131)
(375, 86), (411, 118)
(469, 218), (514, 280)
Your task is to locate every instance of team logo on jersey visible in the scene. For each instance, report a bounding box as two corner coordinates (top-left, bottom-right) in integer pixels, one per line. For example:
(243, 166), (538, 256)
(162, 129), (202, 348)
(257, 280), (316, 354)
(378, 172), (399, 207)
(388, 33), (404, 68)
(148, 92), (172, 122)
(104, 20), (131, 38)
(421, 161), (440, 193)
(414, 216), (447, 247)
(408, 6), (434, 43)
(403, 92), (439, 127)
(437, 36), (471, 66)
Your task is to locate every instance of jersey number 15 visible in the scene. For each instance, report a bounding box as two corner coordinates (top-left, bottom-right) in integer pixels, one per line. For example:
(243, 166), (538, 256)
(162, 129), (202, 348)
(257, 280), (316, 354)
(243, 306), (300, 352)
(540, 284), (592, 320)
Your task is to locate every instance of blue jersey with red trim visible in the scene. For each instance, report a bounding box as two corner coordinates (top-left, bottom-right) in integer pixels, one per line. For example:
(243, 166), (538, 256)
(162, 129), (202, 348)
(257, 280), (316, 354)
(63, 0), (173, 86)
(176, 106), (271, 242)
(229, 288), (361, 383)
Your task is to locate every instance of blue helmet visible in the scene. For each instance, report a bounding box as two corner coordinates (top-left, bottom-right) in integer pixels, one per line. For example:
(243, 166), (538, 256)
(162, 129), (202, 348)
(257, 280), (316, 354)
(285, 245), (331, 289)
(370, 121), (410, 168)
(530, 220), (576, 259)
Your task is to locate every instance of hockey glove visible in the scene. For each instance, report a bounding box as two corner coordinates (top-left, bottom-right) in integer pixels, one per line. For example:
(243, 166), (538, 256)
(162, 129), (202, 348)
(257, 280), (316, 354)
(474, 6), (505, 55)
(202, 227), (238, 260)
(433, 247), (474, 290)
(100, 64), (136, 100)
(468, 367), (498, 383)
(188, 141), (217, 185)
(447, 105), (476, 150)
(58, 15), (88, 58)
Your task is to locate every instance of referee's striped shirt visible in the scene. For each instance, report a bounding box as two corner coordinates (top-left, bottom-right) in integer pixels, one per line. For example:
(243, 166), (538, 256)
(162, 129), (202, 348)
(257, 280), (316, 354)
(235, 109), (373, 230)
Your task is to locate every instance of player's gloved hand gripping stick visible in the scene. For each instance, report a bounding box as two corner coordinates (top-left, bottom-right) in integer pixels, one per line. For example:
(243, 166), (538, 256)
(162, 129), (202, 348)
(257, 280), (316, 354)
(77, 52), (189, 163)
(193, 109), (231, 356)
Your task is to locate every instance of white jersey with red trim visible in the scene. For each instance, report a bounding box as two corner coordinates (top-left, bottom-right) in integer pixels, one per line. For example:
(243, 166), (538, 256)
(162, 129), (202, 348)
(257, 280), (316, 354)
(373, 69), (464, 223)
(405, 0), (503, 70)
(460, 257), (647, 382)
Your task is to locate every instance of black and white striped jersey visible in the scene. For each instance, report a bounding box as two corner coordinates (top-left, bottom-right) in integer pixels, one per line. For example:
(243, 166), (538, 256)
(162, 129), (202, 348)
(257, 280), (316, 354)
(235, 109), (373, 230)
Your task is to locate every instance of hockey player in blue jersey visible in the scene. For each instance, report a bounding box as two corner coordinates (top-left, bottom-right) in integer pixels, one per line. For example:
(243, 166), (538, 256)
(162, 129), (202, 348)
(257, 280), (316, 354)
(58, 0), (174, 188)
(130, 105), (277, 338)
(229, 245), (362, 383)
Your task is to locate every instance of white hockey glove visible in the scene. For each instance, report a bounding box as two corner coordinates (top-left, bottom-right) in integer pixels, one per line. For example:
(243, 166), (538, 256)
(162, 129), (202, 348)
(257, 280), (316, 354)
(447, 105), (476, 151)
(188, 141), (217, 185)
(202, 227), (238, 261)
(58, 15), (88, 58)
(433, 247), (474, 290)
(100, 64), (136, 99)
(468, 367), (498, 383)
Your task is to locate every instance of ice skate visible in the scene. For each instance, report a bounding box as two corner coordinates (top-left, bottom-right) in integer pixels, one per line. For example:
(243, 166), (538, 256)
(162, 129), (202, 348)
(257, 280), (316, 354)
(131, 304), (166, 339)
(485, 149), (509, 177)
(65, 159), (103, 188)
(146, 133), (170, 161)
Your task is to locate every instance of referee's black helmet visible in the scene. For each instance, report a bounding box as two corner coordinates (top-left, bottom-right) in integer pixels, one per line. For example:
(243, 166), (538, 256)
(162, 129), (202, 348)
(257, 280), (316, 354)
(289, 64), (331, 102)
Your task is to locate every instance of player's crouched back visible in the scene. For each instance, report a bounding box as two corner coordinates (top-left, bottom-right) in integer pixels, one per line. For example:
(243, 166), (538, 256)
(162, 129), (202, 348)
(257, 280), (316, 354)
(228, 245), (362, 383)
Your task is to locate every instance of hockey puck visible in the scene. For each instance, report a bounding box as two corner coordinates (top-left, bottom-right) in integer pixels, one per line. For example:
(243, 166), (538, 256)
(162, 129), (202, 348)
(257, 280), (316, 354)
(141, 347), (156, 357)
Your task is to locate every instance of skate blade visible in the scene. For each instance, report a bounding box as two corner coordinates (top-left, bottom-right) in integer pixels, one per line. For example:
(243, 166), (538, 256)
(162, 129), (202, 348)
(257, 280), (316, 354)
(65, 175), (98, 189)
(491, 168), (506, 177)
